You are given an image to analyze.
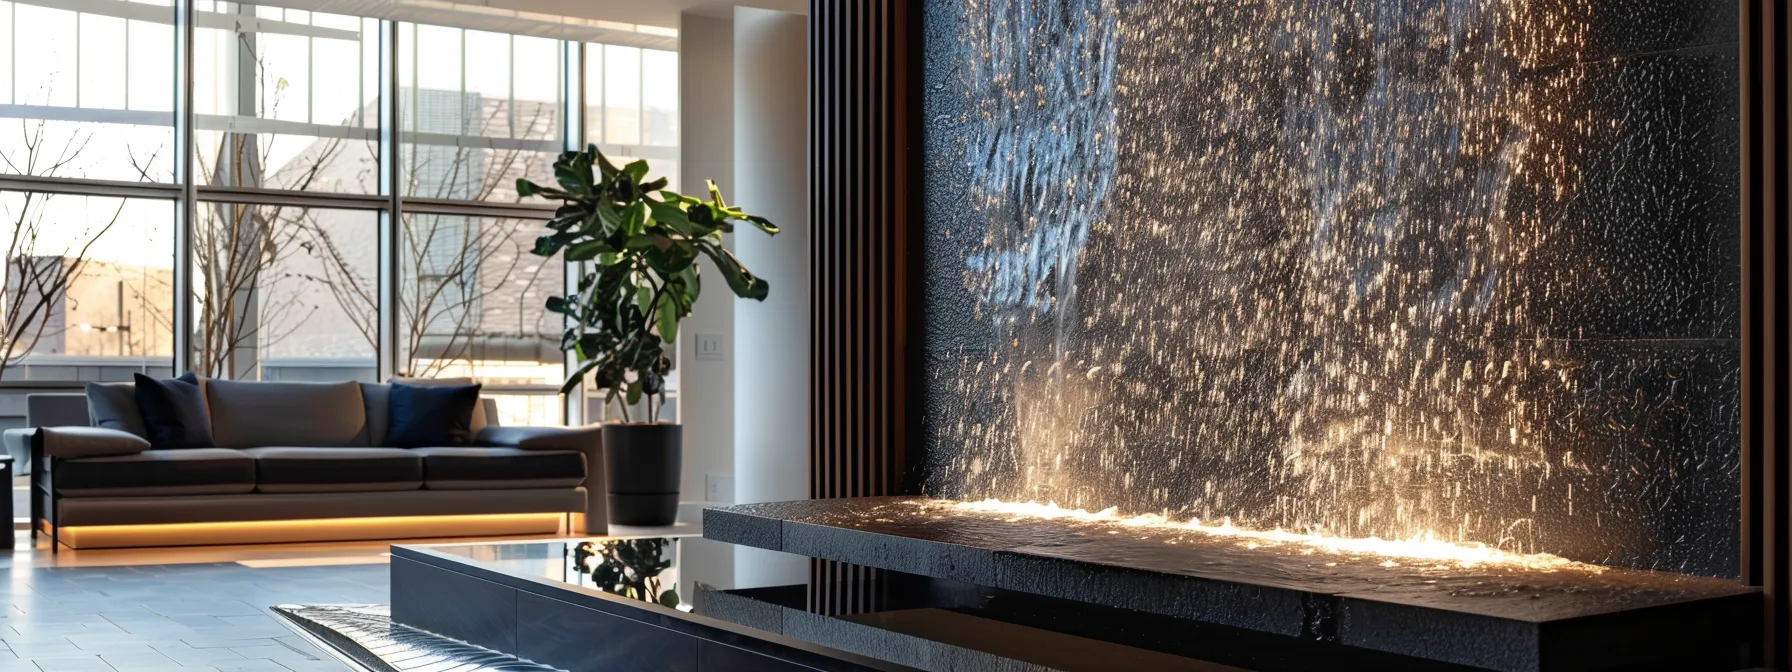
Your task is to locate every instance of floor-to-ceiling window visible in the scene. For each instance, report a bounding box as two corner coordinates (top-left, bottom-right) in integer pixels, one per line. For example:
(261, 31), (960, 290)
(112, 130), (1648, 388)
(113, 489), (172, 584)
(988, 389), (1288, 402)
(0, 0), (679, 425)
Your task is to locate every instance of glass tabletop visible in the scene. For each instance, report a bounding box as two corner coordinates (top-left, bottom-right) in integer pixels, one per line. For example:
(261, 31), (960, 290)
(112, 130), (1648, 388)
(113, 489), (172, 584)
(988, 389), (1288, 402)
(421, 535), (735, 613)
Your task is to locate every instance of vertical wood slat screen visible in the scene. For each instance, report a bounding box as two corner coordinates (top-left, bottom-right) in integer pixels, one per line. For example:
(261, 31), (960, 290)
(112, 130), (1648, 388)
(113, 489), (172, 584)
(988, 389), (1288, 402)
(1742, 0), (1789, 666)
(809, 0), (919, 500)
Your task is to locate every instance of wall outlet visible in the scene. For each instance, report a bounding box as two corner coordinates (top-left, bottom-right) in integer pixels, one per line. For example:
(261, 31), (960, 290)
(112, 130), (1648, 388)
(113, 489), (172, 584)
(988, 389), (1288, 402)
(706, 474), (735, 503)
(695, 332), (725, 361)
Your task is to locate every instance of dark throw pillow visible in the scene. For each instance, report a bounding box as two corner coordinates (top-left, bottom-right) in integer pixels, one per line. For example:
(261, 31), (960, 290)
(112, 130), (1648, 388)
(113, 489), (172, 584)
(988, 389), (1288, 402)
(133, 372), (214, 449)
(386, 381), (482, 447)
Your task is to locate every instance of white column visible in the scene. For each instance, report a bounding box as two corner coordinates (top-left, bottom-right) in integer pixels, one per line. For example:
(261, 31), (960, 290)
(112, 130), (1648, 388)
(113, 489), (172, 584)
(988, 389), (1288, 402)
(730, 5), (808, 588)
(676, 11), (737, 516)
(675, 9), (737, 592)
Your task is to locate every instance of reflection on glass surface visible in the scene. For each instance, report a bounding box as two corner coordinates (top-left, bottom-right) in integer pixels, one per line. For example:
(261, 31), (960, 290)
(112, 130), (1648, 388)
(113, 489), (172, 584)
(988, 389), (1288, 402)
(572, 538), (683, 609)
(0, 192), (175, 381)
(583, 42), (678, 191)
(427, 538), (692, 610)
(397, 213), (562, 387)
(194, 3), (380, 194)
(0, 0), (177, 182)
(192, 203), (377, 380)
(398, 23), (564, 201)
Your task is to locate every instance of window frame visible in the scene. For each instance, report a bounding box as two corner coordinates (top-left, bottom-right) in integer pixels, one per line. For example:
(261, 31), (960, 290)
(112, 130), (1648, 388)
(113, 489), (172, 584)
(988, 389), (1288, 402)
(0, 0), (683, 425)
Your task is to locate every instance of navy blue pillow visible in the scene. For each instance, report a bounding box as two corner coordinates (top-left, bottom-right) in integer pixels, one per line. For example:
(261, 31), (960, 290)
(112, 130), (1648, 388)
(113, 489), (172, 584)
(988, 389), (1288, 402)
(386, 382), (482, 447)
(133, 372), (214, 449)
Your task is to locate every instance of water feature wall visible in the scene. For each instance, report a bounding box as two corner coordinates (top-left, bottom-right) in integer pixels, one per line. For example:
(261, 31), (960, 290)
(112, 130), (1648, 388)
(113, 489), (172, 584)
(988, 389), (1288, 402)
(921, 0), (1742, 577)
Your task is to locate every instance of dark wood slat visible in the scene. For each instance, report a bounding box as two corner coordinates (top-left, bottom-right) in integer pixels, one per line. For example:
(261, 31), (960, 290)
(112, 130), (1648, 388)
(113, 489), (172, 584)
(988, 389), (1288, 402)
(1743, 0), (1791, 666)
(808, 0), (920, 501)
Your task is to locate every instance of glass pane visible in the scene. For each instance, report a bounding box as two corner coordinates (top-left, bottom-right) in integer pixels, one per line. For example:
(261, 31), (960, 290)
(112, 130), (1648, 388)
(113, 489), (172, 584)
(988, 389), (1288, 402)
(0, 192), (175, 380)
(398, 214), (562, 385)
(601, 45), (641, 145)
(0, 0), (176, 182)
(490, 393), (560, 427)
(642, 49), (678, 148)
(400, 23), (565, 202)
(586, 44), (677, 191)
(191, 202), (378, 381)
(194, 3), (379, 194)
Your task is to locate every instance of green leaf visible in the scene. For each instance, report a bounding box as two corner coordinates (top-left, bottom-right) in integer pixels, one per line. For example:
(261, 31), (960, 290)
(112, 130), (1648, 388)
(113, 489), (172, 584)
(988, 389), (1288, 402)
(634, 283), (654, 317)
(658, 587), (680, 608)
(640, 177), (668, 193)
(555, 155), (594, 194)
(621, 201), (648, 236)
(560, 357), (602, 396)
(517, 179), (541, 197)
(740, 214), (781, 235)
(546, 295), (576, 316)
(706, 180), (727, 209)
(623, 160), (650, 184)
(595, 148), (621, 178)
(565, 240), (614, 262)
(533, 235), (567, 257)
(625, 379), (643, 406)
(697, 240), (770, 300)
(649, 199), (695, 236)
(595, 201), (622, 237)
(655, 294), (679, 344)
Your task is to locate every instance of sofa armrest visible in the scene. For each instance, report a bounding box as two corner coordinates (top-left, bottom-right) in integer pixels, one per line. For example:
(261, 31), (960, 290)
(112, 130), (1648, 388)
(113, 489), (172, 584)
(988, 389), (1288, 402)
(36, 426), (151, 458)
(476, 424), (606, 534)
(3, 428), (34, 473)
(475, 425), (601, 451)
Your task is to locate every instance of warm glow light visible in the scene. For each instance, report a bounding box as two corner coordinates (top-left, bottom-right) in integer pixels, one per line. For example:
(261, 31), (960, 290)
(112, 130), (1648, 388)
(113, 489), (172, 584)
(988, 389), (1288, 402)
(53, 513), (565, 549)
(930, 499), (1600, 572)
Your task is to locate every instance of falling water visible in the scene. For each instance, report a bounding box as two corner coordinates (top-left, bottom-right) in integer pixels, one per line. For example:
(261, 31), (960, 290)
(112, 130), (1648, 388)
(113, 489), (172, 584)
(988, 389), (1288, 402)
(924, 0), (1741, 575)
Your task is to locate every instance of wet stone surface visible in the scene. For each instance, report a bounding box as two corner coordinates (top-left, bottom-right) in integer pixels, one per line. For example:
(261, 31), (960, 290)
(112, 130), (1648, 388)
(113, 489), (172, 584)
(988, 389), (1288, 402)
(706, 498), (1759, 672)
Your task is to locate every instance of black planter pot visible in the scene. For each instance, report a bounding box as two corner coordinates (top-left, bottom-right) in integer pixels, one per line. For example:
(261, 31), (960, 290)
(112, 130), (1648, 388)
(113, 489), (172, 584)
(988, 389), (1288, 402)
(603, 423), (682, 526)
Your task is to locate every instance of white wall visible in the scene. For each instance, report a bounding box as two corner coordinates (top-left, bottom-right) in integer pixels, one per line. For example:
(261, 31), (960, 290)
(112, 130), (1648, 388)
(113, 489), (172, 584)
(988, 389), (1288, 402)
(673, 11), (738, 592)
(676, 12), (737, 520)
(730, 5), (808, 588)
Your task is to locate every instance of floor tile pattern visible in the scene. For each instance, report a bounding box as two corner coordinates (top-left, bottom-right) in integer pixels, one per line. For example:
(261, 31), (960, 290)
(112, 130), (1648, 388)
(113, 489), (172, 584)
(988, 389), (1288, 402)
(0, 562), (386, 672)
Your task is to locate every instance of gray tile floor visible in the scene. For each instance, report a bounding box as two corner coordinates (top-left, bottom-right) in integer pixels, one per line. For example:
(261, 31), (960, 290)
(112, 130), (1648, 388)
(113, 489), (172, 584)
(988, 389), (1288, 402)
(0, 561), (385, 672)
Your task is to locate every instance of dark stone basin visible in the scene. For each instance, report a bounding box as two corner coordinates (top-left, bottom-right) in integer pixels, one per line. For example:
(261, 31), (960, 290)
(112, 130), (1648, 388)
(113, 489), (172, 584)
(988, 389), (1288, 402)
(705, 497), (1758, 672)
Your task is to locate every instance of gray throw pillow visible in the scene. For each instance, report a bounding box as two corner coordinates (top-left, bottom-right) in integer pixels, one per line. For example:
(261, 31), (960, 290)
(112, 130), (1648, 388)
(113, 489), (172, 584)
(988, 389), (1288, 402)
(133, 373), (214, 449)
(85, 382), (148, 439)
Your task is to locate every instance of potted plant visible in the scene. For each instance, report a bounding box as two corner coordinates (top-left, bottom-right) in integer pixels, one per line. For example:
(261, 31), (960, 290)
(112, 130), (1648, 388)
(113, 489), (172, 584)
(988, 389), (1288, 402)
(520, 145), (777, 526)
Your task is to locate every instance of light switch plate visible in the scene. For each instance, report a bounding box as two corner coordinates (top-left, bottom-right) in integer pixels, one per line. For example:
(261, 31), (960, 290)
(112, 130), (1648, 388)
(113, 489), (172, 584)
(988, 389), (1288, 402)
(695, 332), (725, 361)
(706, 474), (735, 503)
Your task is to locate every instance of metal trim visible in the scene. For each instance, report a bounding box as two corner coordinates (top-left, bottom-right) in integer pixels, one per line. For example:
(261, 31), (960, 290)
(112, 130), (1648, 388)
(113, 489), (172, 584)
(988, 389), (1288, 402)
(0, 175), (182, 199)
(173, 0), (197, 376)
(398, 197), (556, 219)
(194, 186), (389, 209)
(378, 19), (401, 381)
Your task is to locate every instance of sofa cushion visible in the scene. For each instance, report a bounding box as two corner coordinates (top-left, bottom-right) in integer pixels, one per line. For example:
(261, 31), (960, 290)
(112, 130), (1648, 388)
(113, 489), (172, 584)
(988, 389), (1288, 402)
(37, 427), (151, 458)
(386, 382), (481, 447)
(57, 448), (255, 497)
(85, 383), (148, 438)
(361, 380), (492, 446)
(245, 447), (422, 493)
(208, 380), (367, 449)
(412, 447), (585, 490)
(392, 377), (490, 431)
(133, 373), (214, 449)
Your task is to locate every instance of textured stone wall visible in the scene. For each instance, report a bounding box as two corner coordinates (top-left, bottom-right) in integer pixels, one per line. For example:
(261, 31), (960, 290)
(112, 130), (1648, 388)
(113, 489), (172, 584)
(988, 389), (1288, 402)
(921, 0), (1741, 577)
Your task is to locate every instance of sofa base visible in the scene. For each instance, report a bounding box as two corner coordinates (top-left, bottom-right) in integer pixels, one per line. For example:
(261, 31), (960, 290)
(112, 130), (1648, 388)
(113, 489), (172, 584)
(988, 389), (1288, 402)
(49, 513), (567, 549)
(45, 488), (593, 549)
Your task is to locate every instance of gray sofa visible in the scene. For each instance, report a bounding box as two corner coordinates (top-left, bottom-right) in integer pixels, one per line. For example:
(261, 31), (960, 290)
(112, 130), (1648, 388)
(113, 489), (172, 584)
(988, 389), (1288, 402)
(11, 379), (604, 550)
